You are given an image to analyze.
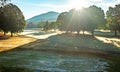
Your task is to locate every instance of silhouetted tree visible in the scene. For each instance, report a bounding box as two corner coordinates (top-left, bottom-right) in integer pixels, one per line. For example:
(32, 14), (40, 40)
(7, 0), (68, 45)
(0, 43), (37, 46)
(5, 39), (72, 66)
(85, 5), (105, 36)
(43, 21), (49, 32)
(56, 12), (69, 32)
(106, 4), (120, 36)
(57, 5), (105, 36)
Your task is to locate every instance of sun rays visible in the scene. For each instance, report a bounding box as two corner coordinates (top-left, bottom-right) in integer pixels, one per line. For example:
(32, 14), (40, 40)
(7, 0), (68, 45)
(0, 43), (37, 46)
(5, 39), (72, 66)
(68, 0), (86, 10)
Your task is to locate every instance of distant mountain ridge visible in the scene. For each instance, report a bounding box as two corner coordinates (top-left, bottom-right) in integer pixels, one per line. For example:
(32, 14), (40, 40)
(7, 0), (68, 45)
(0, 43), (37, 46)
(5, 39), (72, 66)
(27, 11), (60, 24)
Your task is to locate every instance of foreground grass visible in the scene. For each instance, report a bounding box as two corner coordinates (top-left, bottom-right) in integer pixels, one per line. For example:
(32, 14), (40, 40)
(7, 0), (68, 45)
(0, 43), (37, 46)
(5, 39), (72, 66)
(0, 50), (109, 72)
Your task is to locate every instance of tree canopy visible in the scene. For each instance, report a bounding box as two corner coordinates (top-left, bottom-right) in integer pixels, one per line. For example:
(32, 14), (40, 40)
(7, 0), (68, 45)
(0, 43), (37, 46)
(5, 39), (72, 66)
(0, 3), (26, 36)
(106, 4), (120, 36)
(56, 12), (68, 31)
(56, 5), (105, 36)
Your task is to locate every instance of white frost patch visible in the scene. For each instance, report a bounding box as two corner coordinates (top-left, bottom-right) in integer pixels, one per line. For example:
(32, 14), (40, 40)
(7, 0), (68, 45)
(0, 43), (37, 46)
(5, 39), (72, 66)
(21, 30), (57, 39)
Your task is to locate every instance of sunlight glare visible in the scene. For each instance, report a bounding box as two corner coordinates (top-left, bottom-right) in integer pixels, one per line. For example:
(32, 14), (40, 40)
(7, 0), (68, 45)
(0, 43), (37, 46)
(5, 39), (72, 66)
(68, 0), (86, 10)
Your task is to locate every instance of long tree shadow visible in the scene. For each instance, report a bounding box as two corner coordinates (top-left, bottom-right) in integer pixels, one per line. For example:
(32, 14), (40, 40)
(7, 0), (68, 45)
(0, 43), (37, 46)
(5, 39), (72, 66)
(0, 36), (10, 40)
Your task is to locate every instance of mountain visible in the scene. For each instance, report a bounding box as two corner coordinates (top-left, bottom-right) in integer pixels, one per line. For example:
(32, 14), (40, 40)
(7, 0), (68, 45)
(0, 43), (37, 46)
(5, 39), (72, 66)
(27, 11), (60, 24)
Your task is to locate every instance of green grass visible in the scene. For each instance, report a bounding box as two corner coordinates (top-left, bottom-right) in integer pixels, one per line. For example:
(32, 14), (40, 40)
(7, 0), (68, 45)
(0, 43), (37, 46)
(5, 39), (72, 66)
(21, 33), (120, 52)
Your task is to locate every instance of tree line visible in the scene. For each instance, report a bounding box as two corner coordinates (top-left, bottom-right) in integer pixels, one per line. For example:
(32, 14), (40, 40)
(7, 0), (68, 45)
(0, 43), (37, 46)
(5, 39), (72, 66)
(106, 4), (120, 36)
(57, 5), (105, 36)
(56, 4), (120, 36)
(1, 0), (120, 37)
(0, 0), (25, 36)
(28, 4), (120, 37)
(27, 21), (57, 32)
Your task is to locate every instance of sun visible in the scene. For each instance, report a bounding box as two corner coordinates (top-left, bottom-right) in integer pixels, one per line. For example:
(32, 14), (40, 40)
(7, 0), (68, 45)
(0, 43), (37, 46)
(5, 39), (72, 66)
(68, 0), (86, 10)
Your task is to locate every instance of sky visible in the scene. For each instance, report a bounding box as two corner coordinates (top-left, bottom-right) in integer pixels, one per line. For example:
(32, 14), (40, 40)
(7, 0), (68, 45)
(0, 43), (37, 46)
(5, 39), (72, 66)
(10, 0), (120, 19)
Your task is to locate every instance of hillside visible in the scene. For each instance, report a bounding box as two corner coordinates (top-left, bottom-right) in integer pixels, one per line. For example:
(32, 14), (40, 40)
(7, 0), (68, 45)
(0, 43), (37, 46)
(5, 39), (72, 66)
(27, 11), (59, 24)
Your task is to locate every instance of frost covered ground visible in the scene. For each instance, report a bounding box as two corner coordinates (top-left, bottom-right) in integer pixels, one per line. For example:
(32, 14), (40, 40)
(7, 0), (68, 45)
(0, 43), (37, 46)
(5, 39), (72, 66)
(0, 51), (109, 72)
(0, 30), (120, 72)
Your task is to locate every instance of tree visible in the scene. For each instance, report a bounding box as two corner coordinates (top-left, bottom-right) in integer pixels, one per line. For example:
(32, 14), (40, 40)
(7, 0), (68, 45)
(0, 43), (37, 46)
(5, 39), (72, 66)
(106, 4), (120, 36)
(37, 21), (47, 30)
(85, 5), (105, 36)
(57, 9), (81, 34)
(0, 3), (26, 36)
(0, 0), (11, 35)
(73, 8), (94, 35)
(68, 9), (76, 32)
(0, 7), (8, 35)
(56, 5), (105, 36)
(49, 22), (57, 31)
(64, 8), (88, 35)
(43, 21), (49, 32)
(26, 22), (34, 28)
(56, 12), (69, 32)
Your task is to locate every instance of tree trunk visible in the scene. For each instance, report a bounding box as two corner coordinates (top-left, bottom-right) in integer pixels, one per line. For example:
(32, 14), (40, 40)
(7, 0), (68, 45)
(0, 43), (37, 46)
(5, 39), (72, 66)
(45, 30), (47, 33)
(11, 32), (13, 37)
(4, 32), (6, 36)
(66, 30), (68, 34)
(92, 30), (94, 36)
(70, 31), (72, 34)
(77, 31), (80, 36)
(83, 30), (84, 35)
(115, 30), (117, 37)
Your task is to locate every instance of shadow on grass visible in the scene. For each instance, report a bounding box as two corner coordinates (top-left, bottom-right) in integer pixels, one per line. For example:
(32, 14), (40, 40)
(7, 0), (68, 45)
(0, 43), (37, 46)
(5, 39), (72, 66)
(0, 36), (10, 40)
(0, 66), (48, 72)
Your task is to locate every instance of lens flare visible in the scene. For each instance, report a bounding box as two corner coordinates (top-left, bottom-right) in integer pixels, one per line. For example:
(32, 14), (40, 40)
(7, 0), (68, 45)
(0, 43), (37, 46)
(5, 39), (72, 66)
(68, 0), (86, 10)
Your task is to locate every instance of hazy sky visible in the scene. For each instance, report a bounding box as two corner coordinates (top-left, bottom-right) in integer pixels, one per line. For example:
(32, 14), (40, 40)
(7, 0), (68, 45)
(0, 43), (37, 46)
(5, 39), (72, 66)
(11, 0), (120, 19)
